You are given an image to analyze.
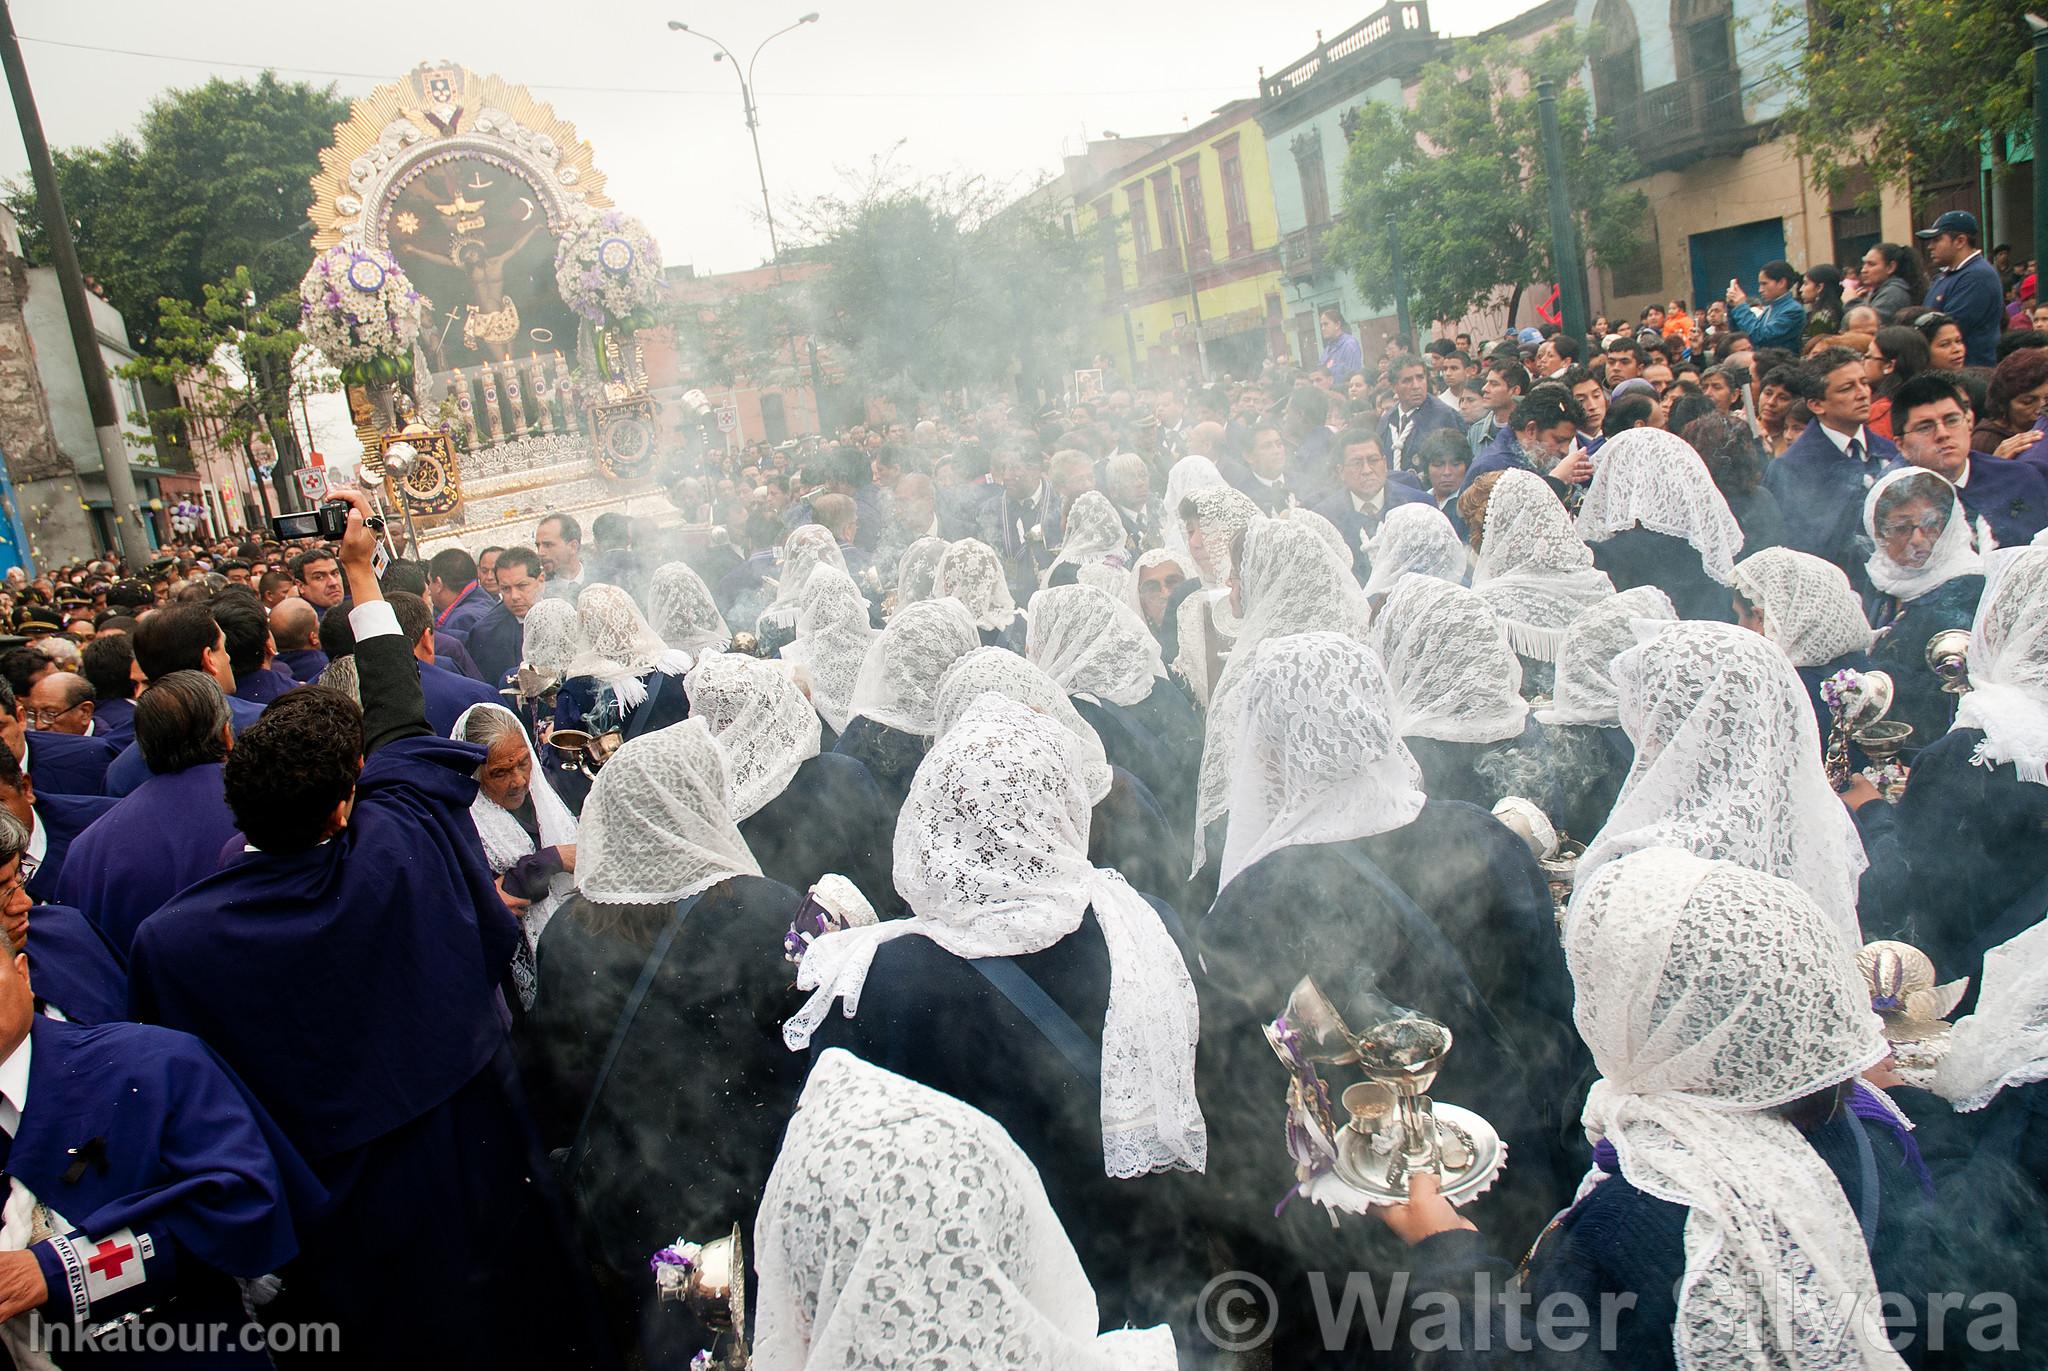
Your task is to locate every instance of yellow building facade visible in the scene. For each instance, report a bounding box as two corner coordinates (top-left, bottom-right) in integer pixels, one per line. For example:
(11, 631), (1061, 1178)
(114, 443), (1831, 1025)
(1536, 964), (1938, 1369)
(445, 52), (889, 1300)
(1075, 100), (1288, 385)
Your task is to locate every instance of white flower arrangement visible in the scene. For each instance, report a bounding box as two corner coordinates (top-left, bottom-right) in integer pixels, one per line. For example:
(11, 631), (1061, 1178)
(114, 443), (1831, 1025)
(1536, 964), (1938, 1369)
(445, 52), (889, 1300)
(553, 208), (663, 329)
(299, 243), (429, 382)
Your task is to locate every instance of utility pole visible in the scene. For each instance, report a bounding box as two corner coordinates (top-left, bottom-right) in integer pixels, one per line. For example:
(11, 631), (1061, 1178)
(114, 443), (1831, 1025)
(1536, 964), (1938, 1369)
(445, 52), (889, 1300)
(1536, 79), (1592, 348)
(1386, 213), (1413, 355)
(1170, 179), (1210, 383)
(0, 0), (148, 565)
(2029, 15), (2048, 287)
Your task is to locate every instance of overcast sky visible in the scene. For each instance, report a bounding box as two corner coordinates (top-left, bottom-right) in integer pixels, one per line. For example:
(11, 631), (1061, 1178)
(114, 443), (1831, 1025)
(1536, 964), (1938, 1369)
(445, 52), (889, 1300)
(1, 0), (1529, 277)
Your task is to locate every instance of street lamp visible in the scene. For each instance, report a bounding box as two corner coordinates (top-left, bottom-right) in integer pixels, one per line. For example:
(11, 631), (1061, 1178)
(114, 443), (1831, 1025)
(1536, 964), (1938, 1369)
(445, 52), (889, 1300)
(667, 13), (819, 269)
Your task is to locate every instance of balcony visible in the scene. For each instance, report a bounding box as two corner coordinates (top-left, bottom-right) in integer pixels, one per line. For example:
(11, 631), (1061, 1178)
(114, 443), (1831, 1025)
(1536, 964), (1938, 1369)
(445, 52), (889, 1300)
(1261, 3), (1432, 103)
(1281, 227), (1330, 282)
(1604, 68), (1760, 173)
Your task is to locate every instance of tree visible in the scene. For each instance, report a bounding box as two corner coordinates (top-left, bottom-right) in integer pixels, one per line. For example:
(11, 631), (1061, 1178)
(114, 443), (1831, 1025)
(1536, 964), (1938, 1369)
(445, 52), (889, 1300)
(1325, 32), (1647, 328)
(121, 267), (320, 514)
(6, 72), (348, 347)
(1770, 0), (2030, 195)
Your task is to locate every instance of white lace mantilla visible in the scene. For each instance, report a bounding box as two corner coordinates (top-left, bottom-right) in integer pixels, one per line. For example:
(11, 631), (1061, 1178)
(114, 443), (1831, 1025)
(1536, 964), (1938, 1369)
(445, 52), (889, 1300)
(1026, 583), (1166, 709)
(1535, 586), (1678, 727)
(575, 718), (760, 905)
(1951, 545), (2048, 785)
(1370, 573), (1529, 744)
(683, 653), (821, 821)
(780, 565), (875, 736)
(1575, 427), (1746, 584)
(1732, 547), (1874, 668)
(1473, 469), (1612, 661)
(843, 596), (982, 738)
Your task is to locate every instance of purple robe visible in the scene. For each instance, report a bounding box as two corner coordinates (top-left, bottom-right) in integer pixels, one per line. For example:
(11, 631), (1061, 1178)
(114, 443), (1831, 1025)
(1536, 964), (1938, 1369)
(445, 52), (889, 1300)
(56, 763), (241, 956)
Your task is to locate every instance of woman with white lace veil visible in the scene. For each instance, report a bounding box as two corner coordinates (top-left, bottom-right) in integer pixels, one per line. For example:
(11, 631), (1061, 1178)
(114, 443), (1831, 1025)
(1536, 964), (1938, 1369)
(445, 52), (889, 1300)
(753, 1050), (1178, 1371)
(1194, 635), (1587, 1360)
(1378, 847), (1922, 1371)
(1861, 467), (1986, 748)
(646, 561), (731, 657)
(1192, 517), (1369, 879)
(1477, 586), (1679, 844)
(452, 702), (577, 1009)
(932, 537), (1027, 650)
(520, 719), (807, 1336)
(831, 595), (980, 816)
(785, 693), (1205, 1328)
(891, 534), (949, 610)
(520, 597), (585, 680)
(1575, 619), (1868, 946)
(685, 651), (889, 905)
(756, 524), (850, 647)
(779, 563), (873, 742)
(1027, 582), (1202, 834)
(1370, 573), (1540, 810)
(1575, 427), (1745, 622)
(562, 582), (695, 741)
(1468, 469), (1614, 692)
(1124, 546), (1186, 635)
(1043, 490), (1131, 588)
(935, 646), (1184, 908)
(1076, 559), (1132, 605)
(1160, 452), (1228, 575)
(1851, 545), (2048, 993)
(1732, 546), (1878, 753)
(1169, 484), (1259, 706)
(1361, 501), (1467, 604)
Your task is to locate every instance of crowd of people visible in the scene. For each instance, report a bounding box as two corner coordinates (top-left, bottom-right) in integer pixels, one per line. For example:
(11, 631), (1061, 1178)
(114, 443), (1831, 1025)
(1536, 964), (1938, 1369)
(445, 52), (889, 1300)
(0, 206), (2042, 1369)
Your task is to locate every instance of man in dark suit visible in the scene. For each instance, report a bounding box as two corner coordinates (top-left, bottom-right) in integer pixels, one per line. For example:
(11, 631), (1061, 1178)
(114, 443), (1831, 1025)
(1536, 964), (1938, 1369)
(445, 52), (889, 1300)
(101, 604), (267, 798)
(268, 597), (329, 683)
(975, 439), (1064, 605)
(1313, 429), (1432, 581)
(388, 592), (498, 735)
(1104, 452), (1164, 553)
(465, 546), (542, 690)
(427, 547), (494, 641)
(1379, 356), (1465, 475)
(1763, 346), (1903, 595)
(0, 742), (113, 902)
(1220, 421), (1298, 514)
(1892, 372), (2048, 548)
(2, 678), (118, 798)
(1918, 210), (2005, 367)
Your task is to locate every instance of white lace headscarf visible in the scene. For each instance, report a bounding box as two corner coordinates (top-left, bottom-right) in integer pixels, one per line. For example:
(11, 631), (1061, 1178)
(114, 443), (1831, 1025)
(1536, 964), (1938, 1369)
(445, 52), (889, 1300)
(1025, 583), (1166, 708)
(565, 583), (693, 709)
(1731, 547), (1874, 667)
(893, 535), (950, 608)
(1370, 574), (1529, 744)
(1076, 561), (1133, 605)
(1578, 621), (1868, 944)
(1936, 909), (2048, 1110)
(785, 695), (1207, 1179)
(1575, 428), (1746, 584)
(754, 1049), (1179, 1371)
(1862, 467), (1983, 602)
(682, 652), (822, 821)
(760, 525), (851, 636)
(1362, 502), (1467, 601)
(1284, 507), (1354, 578)
(1045, 490), (1130, 586)
(1218, 632), (1426, 892)
(1569, 848), (1902, 1371)
(1952, 544), (2048, 785)
(576, 718), (762, 905)
(647, 561), (730, 656)
(519, 598), (585, 676)
(934, 647), (1111, 805)
(451, 703), (576, 942)
(1162, 454), (1229, 578)
(1194, 518), (1372, 865)
(1176, 483), (1260, 590)
(1473, 469), (1614, 661)
(932, 538), (1019, 633)
(1124, 548), (1184, 624)
(843, 596), (981, 737)
(1535, 586), (1680, 727)
(782, 565), (875, 736)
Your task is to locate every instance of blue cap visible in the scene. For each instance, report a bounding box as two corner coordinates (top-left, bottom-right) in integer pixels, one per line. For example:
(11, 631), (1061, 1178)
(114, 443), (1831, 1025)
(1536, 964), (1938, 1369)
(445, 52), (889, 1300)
(1517, 326), (1544, 345)
(1915, 210), (1979, 241)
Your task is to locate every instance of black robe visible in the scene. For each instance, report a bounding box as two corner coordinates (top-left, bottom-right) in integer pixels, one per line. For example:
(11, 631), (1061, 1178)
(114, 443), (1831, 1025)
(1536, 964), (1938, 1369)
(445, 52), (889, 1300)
(738, 751), (893, 913)
(1473, 720), (1635, 846)
(808, 898), (1209, 1335)
(1854, 728), (2048, 999)
(1089, 766), (1185, 913)
(1404, 717), (1550, 811)
(1194, 802), (1584, 1365)
(831, 715), (928, 818)
(1072, 678), (1204, 839)
(1590, 528), (1736, 623)
(1867, 574), (1983, 757)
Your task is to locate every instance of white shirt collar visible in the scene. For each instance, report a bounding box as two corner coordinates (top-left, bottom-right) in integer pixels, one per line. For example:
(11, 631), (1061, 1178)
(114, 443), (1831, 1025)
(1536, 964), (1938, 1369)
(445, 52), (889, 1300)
(16, 736), (26, 778)
(1820, 422), (1870, 455)
(1252, 471), (1285, 489)
(1948, 459), (1971, 489)
(0, 1030), (30, 1135)
(1350, 489), (1385, 515)
(1952, 249), (1982, 272)
(25, 810), (44, 868)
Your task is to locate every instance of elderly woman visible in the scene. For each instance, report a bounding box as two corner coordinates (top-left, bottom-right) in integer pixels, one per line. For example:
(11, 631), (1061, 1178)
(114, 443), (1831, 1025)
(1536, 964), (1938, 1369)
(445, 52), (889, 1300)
(1861, 467), (1984, 749)
(830, 595), (980, 816)
(1575, 428), (1744, 621)
(1462, 469), (1614, 698)
(1372, 574), (1542, 811)
(1973, 344), (2048, 465)
(786, 695), (1204, 1331)
(451, 702), (575, 1010)
(1028, 583), (1202, 837)
(1732, 546), (1879, 755)
(518, 720), (804, 1361)
(755, 1051), (1178, 1370)
(683, 652), (889, 907)
(1373, 849), (1930, 1370)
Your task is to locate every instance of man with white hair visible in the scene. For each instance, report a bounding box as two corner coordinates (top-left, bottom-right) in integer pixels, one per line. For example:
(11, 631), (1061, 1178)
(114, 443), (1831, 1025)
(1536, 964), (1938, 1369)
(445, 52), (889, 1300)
(1105, 451), (1163, 551)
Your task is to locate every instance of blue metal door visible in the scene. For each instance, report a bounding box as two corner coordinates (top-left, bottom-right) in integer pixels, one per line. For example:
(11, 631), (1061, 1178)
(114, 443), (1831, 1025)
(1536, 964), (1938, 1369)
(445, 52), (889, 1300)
(1689, 218), (1787, 313)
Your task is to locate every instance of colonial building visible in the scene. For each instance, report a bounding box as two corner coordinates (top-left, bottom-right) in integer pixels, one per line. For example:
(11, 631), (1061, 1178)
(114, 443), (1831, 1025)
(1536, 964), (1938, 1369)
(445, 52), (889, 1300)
(1074, 102), (1289, 385)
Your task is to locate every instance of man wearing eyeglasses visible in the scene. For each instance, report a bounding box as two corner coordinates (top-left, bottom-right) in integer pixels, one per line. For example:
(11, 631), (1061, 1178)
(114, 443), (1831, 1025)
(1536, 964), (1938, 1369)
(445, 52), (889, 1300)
(1891, 372), (2048, 546)
(0, 739), (110, 907)
(22, 674), (93, 738)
